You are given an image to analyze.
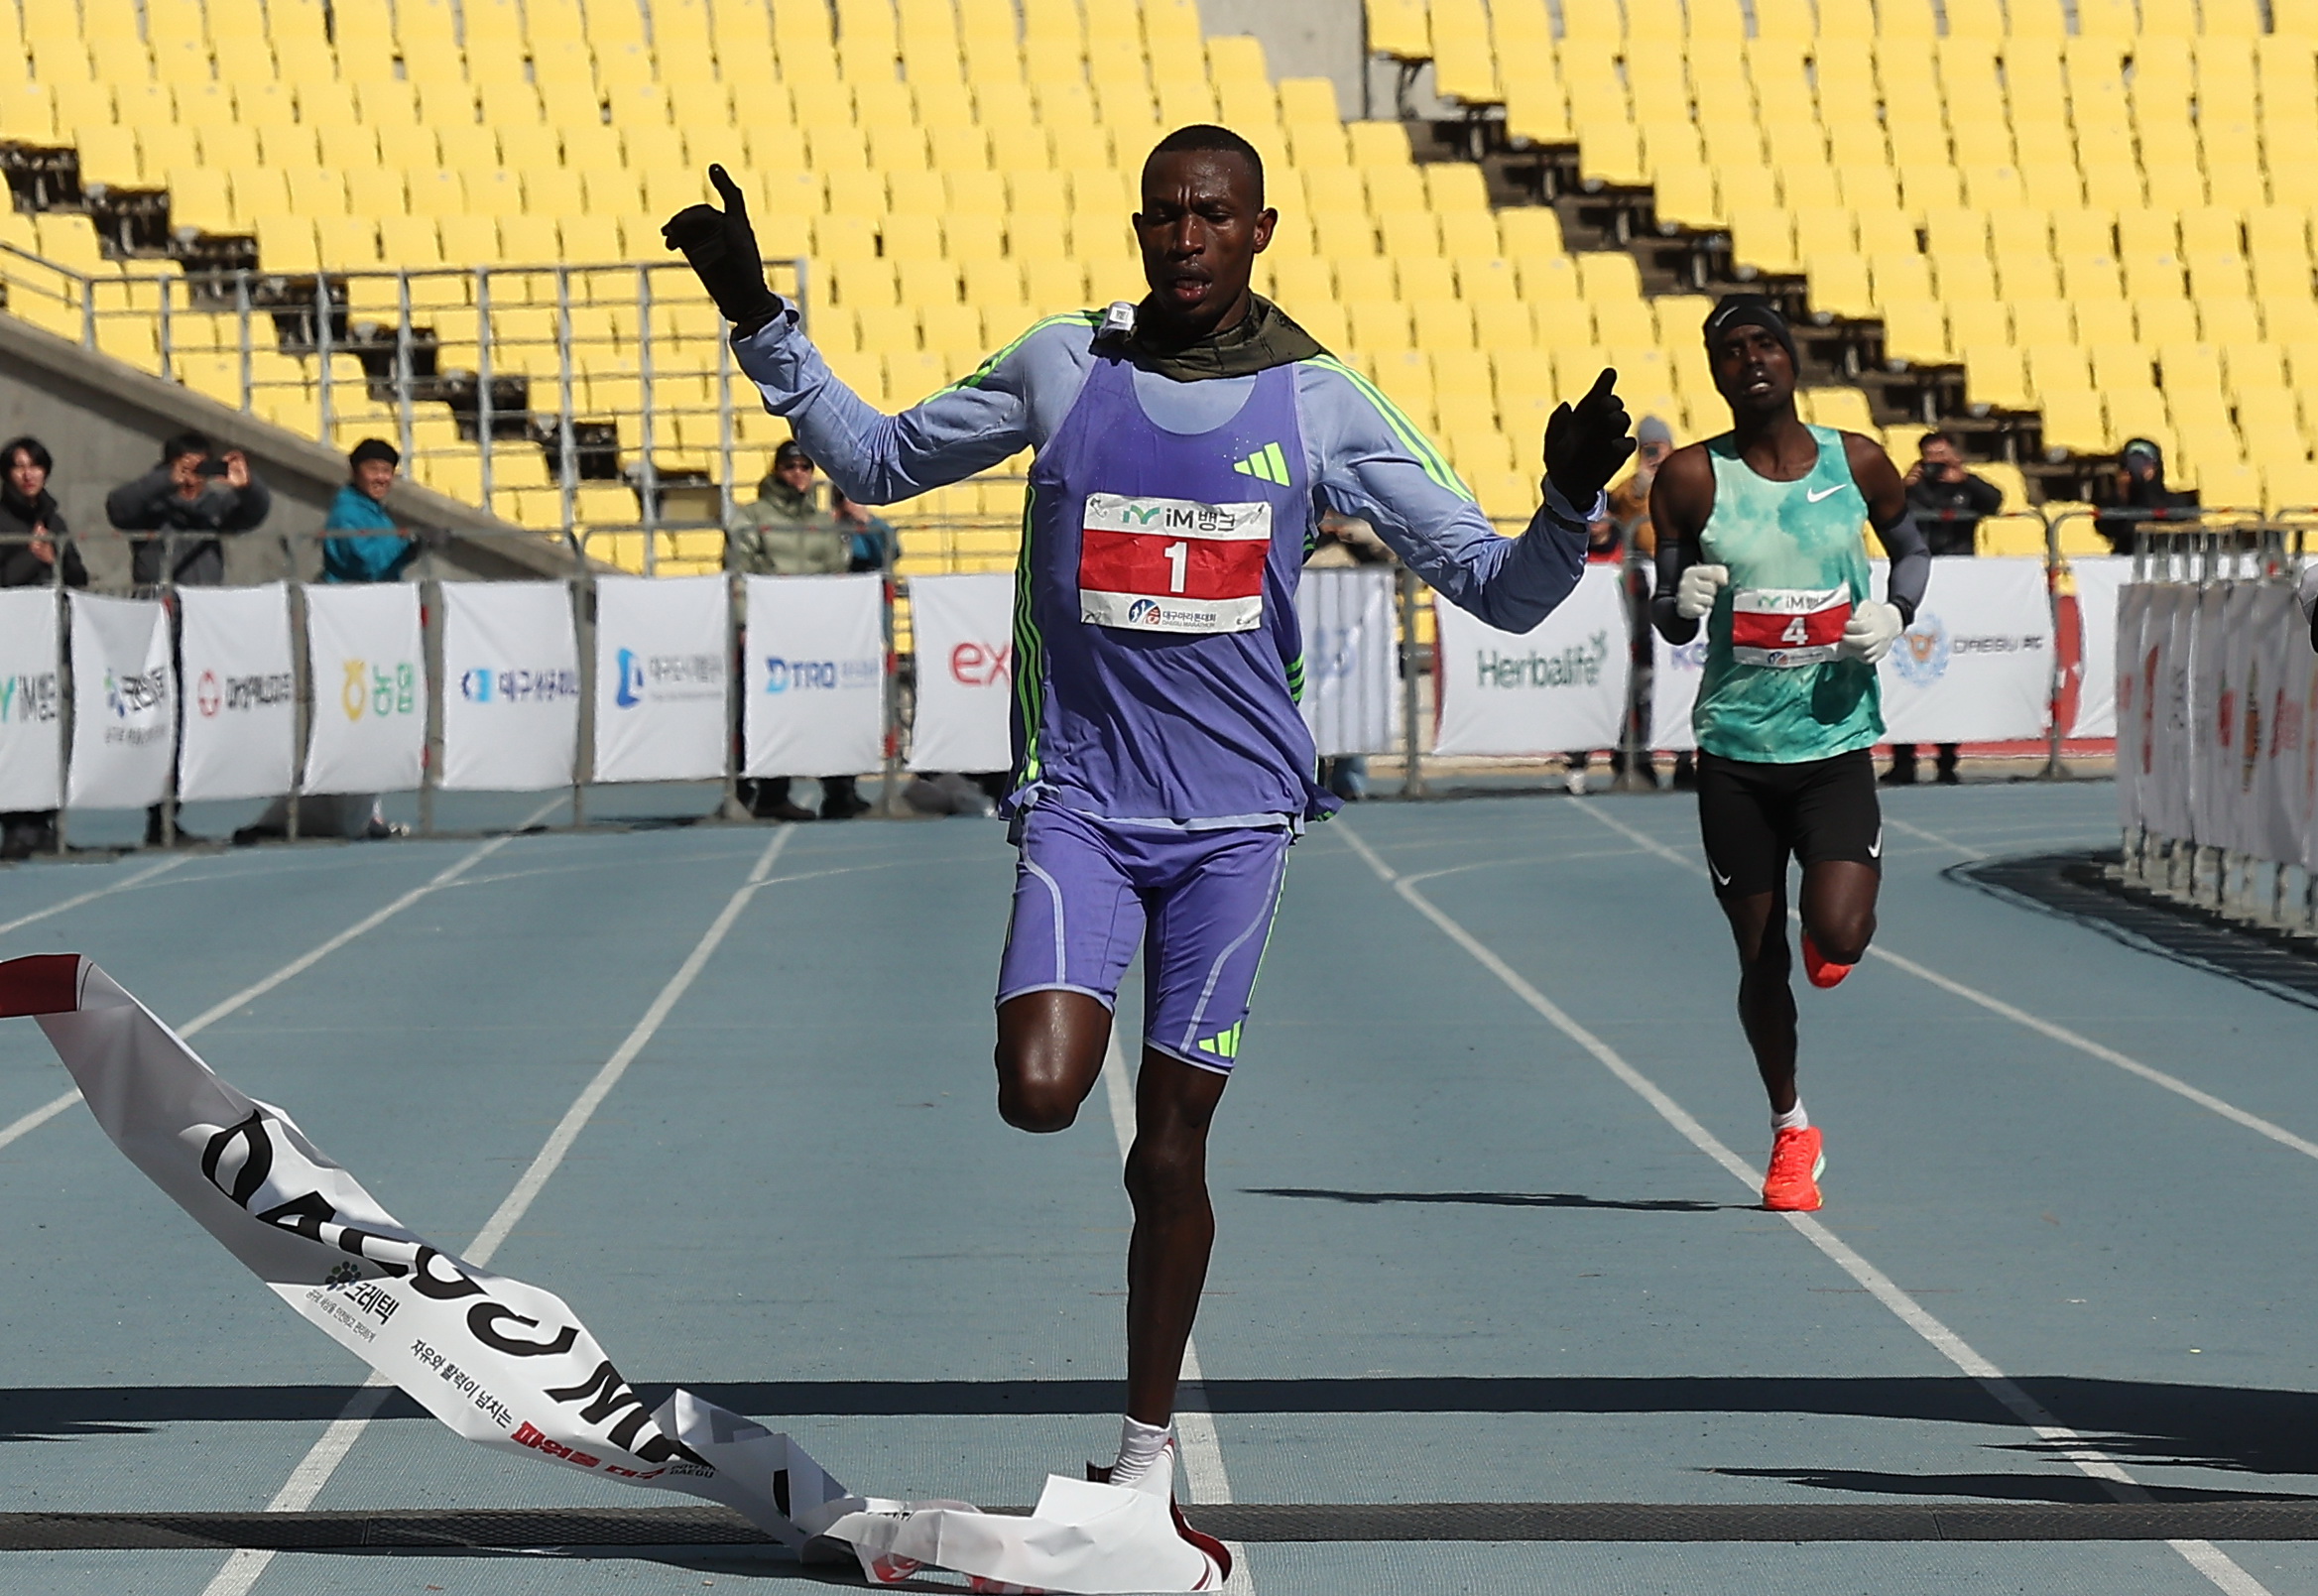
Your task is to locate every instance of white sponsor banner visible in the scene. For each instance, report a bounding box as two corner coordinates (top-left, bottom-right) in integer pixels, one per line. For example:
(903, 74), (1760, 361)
(303, 583), (427, 796)
(592, 575), (729, 785)
(2249, 584), (2309, 867)
(441, 582), (580, 792)
(2146, 584), (2198, 841)
(1296, 565), (1402, 757)
(2207, 582), (2265, 854)
(744, 574), (886, 779)
(2115, 582), (2152, 833)
(1432, 565), (1629, 756)
(1878, 557), (2053, 743)
(907, 572), (1015, 774)
(66, 593), (175, 809)
(2067, 556), (2132, 738)
(0, 588), (63, 811)
(177, 584), (296, 803)
(1, 953), (1226, 1595)
(2187, 583), (2233, 847)
(1649, 629), (1705, 753)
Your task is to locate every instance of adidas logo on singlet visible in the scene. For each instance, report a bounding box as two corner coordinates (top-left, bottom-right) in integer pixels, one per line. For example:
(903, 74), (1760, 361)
(1232, 443), (1291, 485)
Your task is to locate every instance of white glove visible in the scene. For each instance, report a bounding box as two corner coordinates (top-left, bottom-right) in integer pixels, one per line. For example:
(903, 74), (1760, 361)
(1839, 599), (1904, 665)
(1675, 562), (1730, 620)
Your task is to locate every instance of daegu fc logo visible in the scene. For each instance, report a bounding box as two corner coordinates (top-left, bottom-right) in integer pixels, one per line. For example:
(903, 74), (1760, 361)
(1889, 612), (1950, 687)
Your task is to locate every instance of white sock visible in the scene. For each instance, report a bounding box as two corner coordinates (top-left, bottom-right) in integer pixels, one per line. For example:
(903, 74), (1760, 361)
(1107, 1415), (1171, 1487)
(1772, 1100), (1810, 1134)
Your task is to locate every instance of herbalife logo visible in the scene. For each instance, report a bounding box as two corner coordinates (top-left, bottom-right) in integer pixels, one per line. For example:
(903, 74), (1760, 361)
(1231, 442), (1292, 485)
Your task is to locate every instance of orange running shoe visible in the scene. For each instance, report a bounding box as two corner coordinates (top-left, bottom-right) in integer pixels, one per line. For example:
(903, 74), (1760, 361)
(1762, 1125), (1825, 1211)
(1800, 933), (1853, 989)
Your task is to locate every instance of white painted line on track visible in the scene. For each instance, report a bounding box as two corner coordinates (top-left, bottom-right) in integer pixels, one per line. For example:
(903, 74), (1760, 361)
(201, 824), (796, 1596)
(1336, 819), (2273, 1596)
(1101, 1035), (1255, 1594)
(1, 800), (566, 1160)
(1883, 813), (1989, 858)
(0, 855), (189, 937)
(1568, 798), (2318, 1167)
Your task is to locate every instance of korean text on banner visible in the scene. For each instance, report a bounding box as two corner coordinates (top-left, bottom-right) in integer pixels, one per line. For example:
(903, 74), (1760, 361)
(0, 588), (63, 811)
(907, 572), (1015, 774)
(177, 584), (296, 803)
(1878, 556), (2053, 743)
(441, 582), (581, 793)
(66, 593), (174, 809)
(593, 575), (729, 785)
(2067, 556), (2132, 738)
(744, 574), (886, 780)
(303, 583), (426, 796)
(1297, 565), (1403, 757)
(1432, 565), (1630, 756)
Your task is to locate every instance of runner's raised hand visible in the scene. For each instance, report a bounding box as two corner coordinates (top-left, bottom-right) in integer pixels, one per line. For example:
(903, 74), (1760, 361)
(662, 164), (785, 330)
(1543, 368), (1638, 505)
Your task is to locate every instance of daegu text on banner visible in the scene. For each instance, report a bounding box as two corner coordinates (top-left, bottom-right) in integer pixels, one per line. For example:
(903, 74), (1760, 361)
(302, 582), (426, 797)
(177, 583), (296, 804)
(66, 592), (175, 810)
(439, 581), (581, 794)
(1078, 492), (1269, 635)
(744, 573), (886, 781)
(592, 574), (729, 785)
(1875, 556), (2052, 745)
(0, 586), (63, 812)
(907, 572), (1016, 775)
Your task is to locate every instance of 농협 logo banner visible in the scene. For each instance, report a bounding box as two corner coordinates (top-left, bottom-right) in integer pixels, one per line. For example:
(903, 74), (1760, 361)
(441, 582), (580, 793)
(1432, 565), (1630, 756)
(177, 583), (296, 803)
(907, 572), (1015, 774)
(303, 583), (426, 797)
(744, 574), (885, 780)
(66, 592), (175, 809)
(0, 587), (63, 811)
(1877, 556), (2053, 744)
(2067, 556), (2132, 738)
(592, 575), (728, 785)
(1296, 565), (1401, 758)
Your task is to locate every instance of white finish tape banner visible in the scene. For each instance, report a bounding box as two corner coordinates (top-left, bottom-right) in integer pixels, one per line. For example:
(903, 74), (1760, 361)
(1432, 565), (1629, 755)
(66, 593), (174, 809)
(744, 574), (886, 780)
(592, 575), (729, 785)
(907, 572), (1015, 774)
(1297, 565), (1403, 757)
(303, 583), (426, 797)
(177, 584), (296, 803)
(0, 587), (63, 811)
(0, 954), (1227, 1595)
(2114, 581), (2152, 833)
(441, 582), (580, 793)
(2067, 556), (2132, 738)
(1877, 557), (2053, 743)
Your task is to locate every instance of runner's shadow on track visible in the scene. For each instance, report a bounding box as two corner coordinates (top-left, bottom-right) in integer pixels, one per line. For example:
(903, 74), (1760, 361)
(1711, 1467), (2318, 1506)
(1244, 1186), (1736, 1212)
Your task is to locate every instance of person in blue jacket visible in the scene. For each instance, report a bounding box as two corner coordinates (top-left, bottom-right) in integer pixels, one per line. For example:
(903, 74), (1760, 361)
(322, 439), (419, 584)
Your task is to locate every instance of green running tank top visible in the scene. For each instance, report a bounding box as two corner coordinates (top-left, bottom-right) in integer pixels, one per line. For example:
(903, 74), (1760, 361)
(1691, 424), (1884, 764)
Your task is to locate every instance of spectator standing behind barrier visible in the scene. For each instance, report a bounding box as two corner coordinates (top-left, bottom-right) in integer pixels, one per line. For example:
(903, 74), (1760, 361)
(0, 436), (86, 861)
(1607, 416), (1690, 789)
(2096, 437), (2199, 554)
(832, 485), (899, 572)
(1306, 510), (1392, 800)
(1886, 430), (2001, 786)
(728, 440), (871, 821)
(106, 430), (272, 588)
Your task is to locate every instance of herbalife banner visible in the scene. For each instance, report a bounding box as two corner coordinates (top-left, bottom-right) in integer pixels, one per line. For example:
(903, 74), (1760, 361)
(2068, 556), (2132, 738)
(303, 583), (426, 797)
(1878, 557), (2054, 744)
(1432, 565), (1629, 756)
(0, 954), (1229, 1595)
(66, 593), (174, 809)
(177, 584), (296, 803)
(592, 575), (729, 785)
(744, 574), (886, 780)
(441, 582), (581, 793)
(907, 572), (1015, 774)
(1297, 565), (1402, 757)
(0, 588), (63, 811)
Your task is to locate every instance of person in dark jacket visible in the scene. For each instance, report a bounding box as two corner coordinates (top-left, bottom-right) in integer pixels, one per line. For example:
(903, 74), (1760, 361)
(105, 430), (273, 588)
(1, 436), (86, 859)
(1888, 431), (2003, 785)
(2096, 437), (2199, 554)
(322, 437), (420, 583)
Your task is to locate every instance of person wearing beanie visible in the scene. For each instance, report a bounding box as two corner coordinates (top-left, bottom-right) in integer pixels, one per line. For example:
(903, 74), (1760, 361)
(1647, 293), (1932, 1214)
(322, 437), (420, 585)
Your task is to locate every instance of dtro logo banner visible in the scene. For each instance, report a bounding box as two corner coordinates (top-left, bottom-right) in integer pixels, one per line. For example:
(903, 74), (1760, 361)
(744, 574), (885, 780)
(1295, 565), (1402, 757)
(67, 593), (174, 809)
(441, 582), (581, 793)
(907, 572), (1014, 774)
(177, 584), (296, 803)
(0, 588), (63, 811)
(592, 576), (728, 785)
(303, 583), (425, 797)
(1432, 565), (1630, 756)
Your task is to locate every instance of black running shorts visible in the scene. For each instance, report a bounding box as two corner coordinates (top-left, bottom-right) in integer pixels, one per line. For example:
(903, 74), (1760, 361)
(1694, 748), (1883, 901)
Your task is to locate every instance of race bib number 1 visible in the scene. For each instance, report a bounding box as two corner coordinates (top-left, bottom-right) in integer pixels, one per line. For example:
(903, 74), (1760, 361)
(1730, 585), (1851, 667)
(1079, 493), (1271, 635)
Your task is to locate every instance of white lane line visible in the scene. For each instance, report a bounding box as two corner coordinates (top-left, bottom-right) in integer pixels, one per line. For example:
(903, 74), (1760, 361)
(1883, 814), (1988, 858)
(0, 855), (189, 937)
(1336, 820), (2271, 1596)
(1568, 798), (2318, 1167)
(200, 824), (796, 1596)
(3, 800), (566, 1160)
(1100, 1035), (1254, 1594)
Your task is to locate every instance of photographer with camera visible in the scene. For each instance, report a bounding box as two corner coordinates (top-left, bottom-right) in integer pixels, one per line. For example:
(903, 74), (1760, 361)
(106, 430), (273, 589)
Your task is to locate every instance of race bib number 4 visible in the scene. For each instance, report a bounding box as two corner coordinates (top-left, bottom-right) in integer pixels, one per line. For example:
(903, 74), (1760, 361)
(1079, 493), (1271, 634)
(1730, 585), (1851, 667)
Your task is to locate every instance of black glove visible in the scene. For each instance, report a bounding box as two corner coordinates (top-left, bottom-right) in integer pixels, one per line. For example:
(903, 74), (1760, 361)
(1542, 367), (1636, 506)
(661, 164), (784, 330)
